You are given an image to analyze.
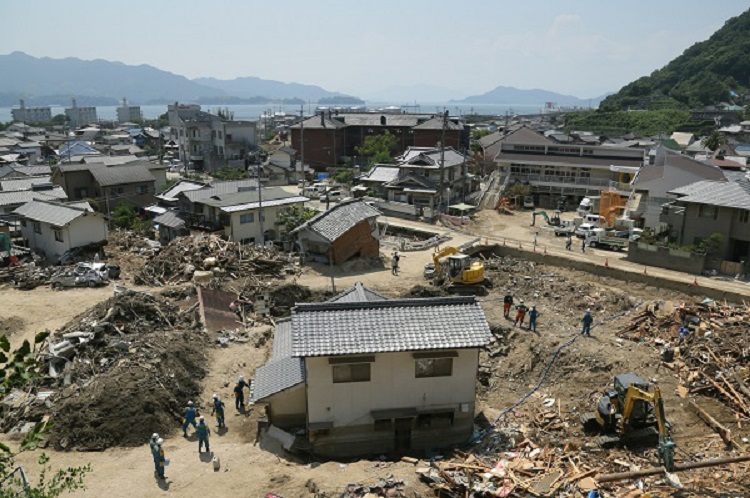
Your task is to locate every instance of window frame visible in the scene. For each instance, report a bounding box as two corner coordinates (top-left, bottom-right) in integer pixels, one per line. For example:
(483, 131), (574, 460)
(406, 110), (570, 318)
(54, 229), (63, 242)
(738, 210), (750, 223)
(332, 363), (371, 383)
(415, 357), (453, 378)
(33, 221), (41, 234)
(239, 213), (255, 224)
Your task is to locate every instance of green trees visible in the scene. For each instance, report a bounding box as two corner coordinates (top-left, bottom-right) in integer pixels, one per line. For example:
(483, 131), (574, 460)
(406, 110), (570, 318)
(211, 167), (248, 181)
(278, 205), (317, 235)
(470, 129), (492, 154)
(355, 131), (397, 170)
(110, 203), (150, 234)
(701, 131), (728, 152)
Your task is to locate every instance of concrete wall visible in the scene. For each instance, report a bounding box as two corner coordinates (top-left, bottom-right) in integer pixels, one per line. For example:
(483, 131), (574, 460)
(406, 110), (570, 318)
(304, 349), (478, 456)
(626, 242), (705, 274)
(267, 384), (306, 429)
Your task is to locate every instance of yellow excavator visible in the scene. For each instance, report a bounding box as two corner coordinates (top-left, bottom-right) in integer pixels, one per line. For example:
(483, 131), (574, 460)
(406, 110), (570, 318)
(581, 373), (676, 469)
(423, 246), (491, 295)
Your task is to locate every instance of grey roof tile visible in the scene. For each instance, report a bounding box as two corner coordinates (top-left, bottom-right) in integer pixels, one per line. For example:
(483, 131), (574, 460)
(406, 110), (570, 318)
(363, 165), (399, 183)
(0, 187), (67, 207)
(412, 117), (464, 130)
(90, 163), (155, 186)
(153, 210), (186, 229)
(670, 178), (750, 209)
(326, 282), (389, 304)
(0, 176), (52, 191)
(292, 200), (380, 242)
(182, 179), (260, 202)
(271, 320), (293, 359)
(290, 296), (492, 357)
(250, 356), (305, 402)
(14, 200), (94, 226)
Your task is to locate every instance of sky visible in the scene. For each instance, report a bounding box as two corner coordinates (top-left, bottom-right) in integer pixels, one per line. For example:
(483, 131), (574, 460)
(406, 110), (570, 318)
(1, 1), (748, 100)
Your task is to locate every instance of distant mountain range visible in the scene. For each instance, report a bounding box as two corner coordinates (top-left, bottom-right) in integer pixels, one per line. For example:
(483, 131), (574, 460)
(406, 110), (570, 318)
(450, 85), (610, 107)
(0, 52), (362, 106)
(0, 51), (611, 110)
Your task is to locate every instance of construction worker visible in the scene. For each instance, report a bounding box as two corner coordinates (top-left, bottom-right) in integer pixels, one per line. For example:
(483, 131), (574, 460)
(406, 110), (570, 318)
(528, 306), (540, 332)
(514, 299), (528, 327)
(565, 234), (572, 251)
(149, 433), (160, 476)
(503, 291), (513, 318)
(211, 393), (226, 428)
(234, 375), (251, 410)
(196, 416), (211, 453)
(581, 238), (586, 253)
(581, 309), (593, 336)
(155, 438), (166, 480)
(391, 251), (400, 275)
(182, 401), (198, 436)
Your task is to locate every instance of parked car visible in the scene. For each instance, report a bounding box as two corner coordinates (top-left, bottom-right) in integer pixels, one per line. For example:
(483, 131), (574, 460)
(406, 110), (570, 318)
(75, 262), (120, 279)
(50, 269), (107, 289)
(575, 223), (597, 239)
(319, 190), (342, 202)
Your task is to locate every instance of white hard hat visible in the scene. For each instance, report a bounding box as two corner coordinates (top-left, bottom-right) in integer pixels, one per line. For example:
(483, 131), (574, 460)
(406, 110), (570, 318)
(520, 299), (524, 303)
(213, 393), (218, 399)
(151, 433), (159, 440)
(587, 308), (591, 312)
(238, 375), (244, 382)
(199, 416), (205, 422)
(156, 438), (164, 445)
(188, 401), (193, 406)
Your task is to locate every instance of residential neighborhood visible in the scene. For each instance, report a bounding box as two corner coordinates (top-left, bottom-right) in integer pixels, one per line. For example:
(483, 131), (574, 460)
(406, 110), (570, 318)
(4, 4), (750, 498)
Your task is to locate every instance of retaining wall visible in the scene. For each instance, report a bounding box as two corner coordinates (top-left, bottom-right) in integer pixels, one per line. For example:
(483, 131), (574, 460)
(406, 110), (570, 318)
(469, 244), (747, 304)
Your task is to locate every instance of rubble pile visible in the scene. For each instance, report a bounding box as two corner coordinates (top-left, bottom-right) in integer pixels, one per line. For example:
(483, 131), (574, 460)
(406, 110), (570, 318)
(2, 290), (209, 450)
(135, 234), (290, 286)
(336, 476), (406, 498)
(618, 301), (750, 418)
(240, 282), (333, 318)
(8, 265), (54, 290)
(107, 230), (157, 253)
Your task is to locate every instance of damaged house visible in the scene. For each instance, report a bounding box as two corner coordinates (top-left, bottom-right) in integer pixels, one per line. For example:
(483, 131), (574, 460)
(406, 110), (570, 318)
(251, 283), (492, 458)
(292, 200), (381, 264)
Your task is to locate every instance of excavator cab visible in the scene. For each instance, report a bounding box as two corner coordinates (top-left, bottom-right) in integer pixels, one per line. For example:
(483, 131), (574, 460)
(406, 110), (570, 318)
(447, 254), (470, 277)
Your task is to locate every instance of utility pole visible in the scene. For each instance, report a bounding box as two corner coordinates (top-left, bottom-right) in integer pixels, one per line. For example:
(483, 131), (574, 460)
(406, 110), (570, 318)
(257, 161), (264, 247)
(299, 105), (305, 191)
(461, 147), (468, 204)
(438, 110), (447, 213)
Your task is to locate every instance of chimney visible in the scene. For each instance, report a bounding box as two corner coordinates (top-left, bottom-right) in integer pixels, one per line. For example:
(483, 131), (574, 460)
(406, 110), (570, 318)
(19, 99), (25, 109)
(380, 115), (386, 126)
(320, 114), (325, 127)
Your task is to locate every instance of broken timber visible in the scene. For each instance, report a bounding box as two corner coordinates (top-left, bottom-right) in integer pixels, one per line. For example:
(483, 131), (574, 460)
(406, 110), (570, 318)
(597, 455), (750, 483)
(688, 400), (732, 445)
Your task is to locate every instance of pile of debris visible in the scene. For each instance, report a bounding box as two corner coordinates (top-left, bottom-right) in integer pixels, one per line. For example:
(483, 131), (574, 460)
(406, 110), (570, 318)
(337, 476), (406, 498)
(135, 234), (291, 286)
(107, 230), (159, 254)
(1, 290), (209, 450)
(8, 265), (55, 290)
(617, 301), (750, 418)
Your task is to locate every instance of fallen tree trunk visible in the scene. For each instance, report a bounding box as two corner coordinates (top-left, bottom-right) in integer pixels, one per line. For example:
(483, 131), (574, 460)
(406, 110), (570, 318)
(597, 455), (750, 483)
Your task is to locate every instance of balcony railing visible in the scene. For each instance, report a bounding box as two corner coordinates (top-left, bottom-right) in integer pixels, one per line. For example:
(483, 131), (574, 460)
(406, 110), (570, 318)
(511, 174), (631, 191)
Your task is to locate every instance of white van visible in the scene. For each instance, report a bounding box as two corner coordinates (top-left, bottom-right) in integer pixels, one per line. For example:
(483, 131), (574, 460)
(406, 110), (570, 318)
(319, 190), (342, 202)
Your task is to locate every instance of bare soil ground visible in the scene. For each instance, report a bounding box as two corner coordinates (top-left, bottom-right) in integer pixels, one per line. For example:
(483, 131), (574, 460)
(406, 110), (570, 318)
(3, 227), (750, 496)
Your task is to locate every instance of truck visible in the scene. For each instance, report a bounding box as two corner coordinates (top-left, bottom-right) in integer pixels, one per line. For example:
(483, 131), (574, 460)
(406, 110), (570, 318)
(577, 196), (601, 217)
(585, 228), (628, 251)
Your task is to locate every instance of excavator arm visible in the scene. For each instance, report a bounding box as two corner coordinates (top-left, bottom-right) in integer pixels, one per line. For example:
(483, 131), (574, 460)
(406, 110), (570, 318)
(432, 246), (459, 276)
(620, 385), (675, 470)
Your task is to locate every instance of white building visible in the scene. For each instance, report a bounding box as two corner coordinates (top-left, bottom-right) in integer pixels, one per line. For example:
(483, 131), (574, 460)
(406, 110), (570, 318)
(251, 285), (492, 458)
(11, 100), (52, 124)
(116, 98), (142, 123)
(14, 200), (108, 262)
(65, 99), (98, 128)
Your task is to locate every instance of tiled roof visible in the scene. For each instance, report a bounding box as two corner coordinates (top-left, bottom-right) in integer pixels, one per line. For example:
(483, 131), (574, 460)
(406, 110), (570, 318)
(0, 176), (52, 191)
(327, 282), (389, 303)
(669, 178), (750, 210)
(250, 356), (305, 402)
(194, 186), (306, 211)
(362, 165), (399, 183)
(11, 165), (52, 176)
(412, 117), (464, 131)
(182, 179), (260, 202)
(156, 179), (207, 202)
(399, 147), (466, 169)
(271, 320), (293, 359)
(288, 115), (347, 130)
(292, 200), (380, 241)
(90, 163), (155, 186)
(58, 141), (101, 157)
(14, 200), (94, 226)
(290, 296), (492, 357)
(153, 210), (186, 229)
(0, 186), (67, 207)
(333, 114), (424, 127)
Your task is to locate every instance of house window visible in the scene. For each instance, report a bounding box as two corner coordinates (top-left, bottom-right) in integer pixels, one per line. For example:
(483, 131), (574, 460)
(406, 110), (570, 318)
(33, 221), (41, 234)
(415, 358), (453, 378)
(240, 237), (255, 245)
(698, 205), (718, 219)
(136, 185), (148, 195)
(240, 213), (254, 224)
(218, 131), (223, 139)
(332, 363), (371, 383)
(738, 210), (750, 223)
(417, 412), (454, 428)
(54, 229), (63, 242)
(74, 187), (88, 198)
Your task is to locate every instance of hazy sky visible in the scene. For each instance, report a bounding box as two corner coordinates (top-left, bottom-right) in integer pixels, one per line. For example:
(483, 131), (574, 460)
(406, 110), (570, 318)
(1, 1), (748, 99)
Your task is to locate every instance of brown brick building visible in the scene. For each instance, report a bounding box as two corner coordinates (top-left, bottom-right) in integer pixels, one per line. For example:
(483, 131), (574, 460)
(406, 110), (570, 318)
(290, 113), (466, 170)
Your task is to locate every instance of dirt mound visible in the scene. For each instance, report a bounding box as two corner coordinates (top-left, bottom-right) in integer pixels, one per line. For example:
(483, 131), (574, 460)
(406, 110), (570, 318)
(135, 234), (289, 286)
(29, 291), (209, 450)
(404, 285), (449, 298)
